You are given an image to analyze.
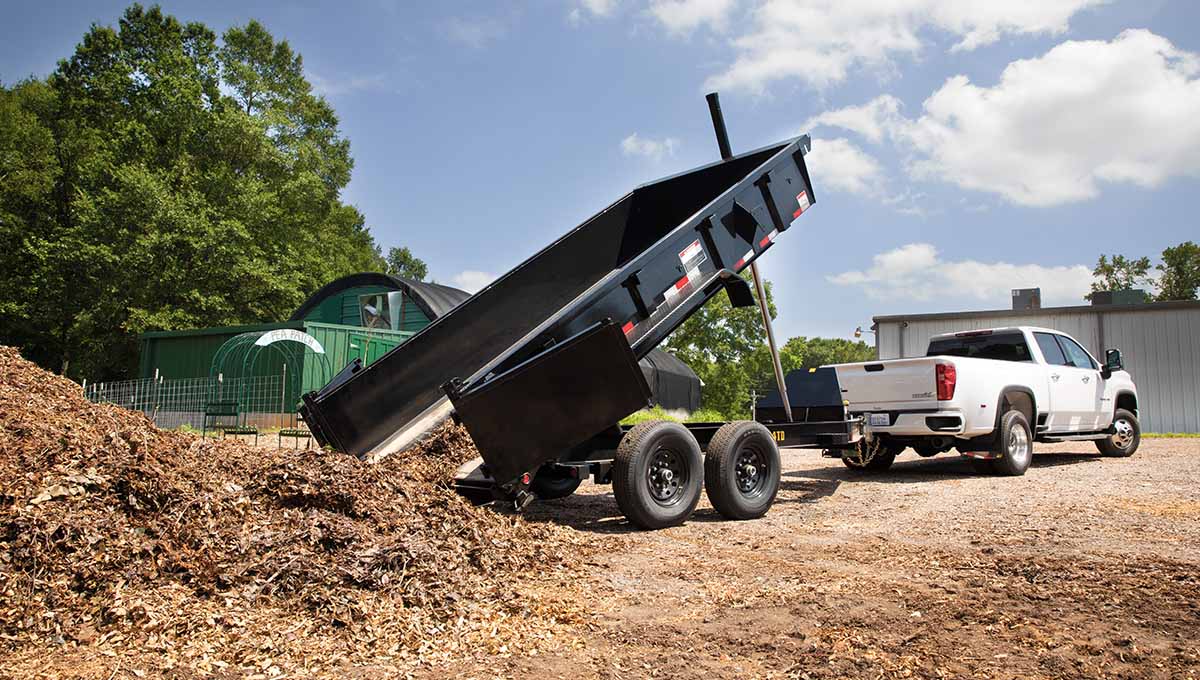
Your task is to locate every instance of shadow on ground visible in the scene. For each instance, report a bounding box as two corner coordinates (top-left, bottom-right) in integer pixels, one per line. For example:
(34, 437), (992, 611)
(785, 450), (1102, 486)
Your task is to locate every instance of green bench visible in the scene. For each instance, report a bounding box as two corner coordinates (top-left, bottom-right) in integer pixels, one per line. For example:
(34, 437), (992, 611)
(278, 427), (311, 449)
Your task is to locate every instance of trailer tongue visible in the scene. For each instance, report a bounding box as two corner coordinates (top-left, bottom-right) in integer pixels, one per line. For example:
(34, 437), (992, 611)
(301, 98), (859, 526)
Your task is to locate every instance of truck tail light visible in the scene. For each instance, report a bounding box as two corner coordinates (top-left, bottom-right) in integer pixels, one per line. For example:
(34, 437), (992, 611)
(936, 363), (956, 401)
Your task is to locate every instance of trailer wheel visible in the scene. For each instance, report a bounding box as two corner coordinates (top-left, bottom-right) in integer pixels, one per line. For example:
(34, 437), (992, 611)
(530, 464), (583, 500)
(613, 420), (703, 530)
(989, 410), (1032, 476)
(704, 421), (780, 520)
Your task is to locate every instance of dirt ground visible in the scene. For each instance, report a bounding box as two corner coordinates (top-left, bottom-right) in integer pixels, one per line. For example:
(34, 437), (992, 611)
(431, 439), (1200, 679)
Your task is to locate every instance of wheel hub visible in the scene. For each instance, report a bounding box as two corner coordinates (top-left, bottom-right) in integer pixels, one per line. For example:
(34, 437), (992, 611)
(1007, 424), (1030, 463)
(734, 447), (768, 496)
(648, 448), (687, 505)
(1112, 419), (1134, 449)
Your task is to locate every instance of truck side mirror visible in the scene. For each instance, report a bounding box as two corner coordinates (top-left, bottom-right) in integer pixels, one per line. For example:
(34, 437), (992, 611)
(1102, 348), (1123, 378)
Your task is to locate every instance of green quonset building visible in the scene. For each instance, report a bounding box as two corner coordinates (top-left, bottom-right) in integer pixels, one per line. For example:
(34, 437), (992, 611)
(136, 271), (702, 418)
(137, 273), (472, 397)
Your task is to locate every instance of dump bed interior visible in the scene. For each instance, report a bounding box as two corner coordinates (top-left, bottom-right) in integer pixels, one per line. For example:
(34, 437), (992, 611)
(301, 138), (813, 468)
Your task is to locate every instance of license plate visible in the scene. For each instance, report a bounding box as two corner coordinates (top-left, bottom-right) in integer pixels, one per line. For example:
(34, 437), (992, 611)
(868, 413), (890, 427)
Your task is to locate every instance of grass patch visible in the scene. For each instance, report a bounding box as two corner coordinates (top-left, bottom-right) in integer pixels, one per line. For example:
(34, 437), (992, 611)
(620, 406), (733, 425)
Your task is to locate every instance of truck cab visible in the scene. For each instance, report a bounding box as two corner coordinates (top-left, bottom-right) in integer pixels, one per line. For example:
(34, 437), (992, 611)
(830, 326), (1140, 476)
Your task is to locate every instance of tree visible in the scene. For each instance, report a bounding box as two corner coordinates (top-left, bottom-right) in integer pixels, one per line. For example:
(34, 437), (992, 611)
(387, 246), (428, 281)
(662, 273), (773, 418)
(1085, 254), (1152, 302)
(1156, 241), (1200, 301)
(0, 5), (386, 380)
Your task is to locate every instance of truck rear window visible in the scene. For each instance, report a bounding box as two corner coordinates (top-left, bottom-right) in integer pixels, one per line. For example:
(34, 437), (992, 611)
(926, 332), (1032, 362)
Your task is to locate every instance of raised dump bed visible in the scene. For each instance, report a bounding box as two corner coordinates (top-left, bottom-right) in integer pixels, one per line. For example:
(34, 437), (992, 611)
(301, 132), (833, 523)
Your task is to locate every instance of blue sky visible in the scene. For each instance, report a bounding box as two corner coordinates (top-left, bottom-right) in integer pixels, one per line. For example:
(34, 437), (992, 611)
(3, 0), (1198, 341)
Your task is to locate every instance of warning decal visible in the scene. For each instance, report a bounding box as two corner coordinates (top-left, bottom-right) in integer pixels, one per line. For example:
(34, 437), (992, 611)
(793, 190), (810, 219)
(678, 239), (706, 272)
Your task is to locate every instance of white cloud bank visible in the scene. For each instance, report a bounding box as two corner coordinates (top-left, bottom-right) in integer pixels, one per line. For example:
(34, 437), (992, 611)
(829, 243), (1094, 305)
(700, 0), (1105, 93)
(451, 270), (497, 293)
(807, 30), (1200, 206)
(804, 137), (885, 196)
(620, 132), (680, 160)
(648, 0), (737, 34)
(569, 0), (619, 24)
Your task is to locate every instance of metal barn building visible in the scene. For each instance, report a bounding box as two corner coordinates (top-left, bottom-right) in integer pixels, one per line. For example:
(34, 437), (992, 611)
(873, 300), (1200, 433)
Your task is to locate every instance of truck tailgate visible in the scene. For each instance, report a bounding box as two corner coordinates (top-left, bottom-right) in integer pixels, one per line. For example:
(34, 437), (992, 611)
(832, 358), (942, 412)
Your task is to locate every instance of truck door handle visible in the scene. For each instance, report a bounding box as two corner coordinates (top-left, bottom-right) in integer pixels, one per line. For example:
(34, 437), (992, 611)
(1051, 373), (1060, 382)
(1081, 375), (1090, 384)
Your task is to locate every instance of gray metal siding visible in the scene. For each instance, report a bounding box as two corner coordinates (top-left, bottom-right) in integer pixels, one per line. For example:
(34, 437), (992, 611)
(874, 305), (1200, 432)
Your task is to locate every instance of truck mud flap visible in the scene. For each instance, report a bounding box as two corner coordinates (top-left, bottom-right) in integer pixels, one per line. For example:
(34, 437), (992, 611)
(446, 320), (652, 491)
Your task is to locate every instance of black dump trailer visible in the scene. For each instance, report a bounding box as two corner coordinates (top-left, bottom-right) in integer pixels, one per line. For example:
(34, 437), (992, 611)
(301, 99), (862, 529)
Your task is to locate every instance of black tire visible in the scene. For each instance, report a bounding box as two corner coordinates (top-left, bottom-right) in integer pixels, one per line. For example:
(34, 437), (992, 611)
(841, 439), (897, 472)
(1096, 408), (1140, 457)
(530, 464), (583, 500)
(990, 410), (1032, 476)
(612, 421), (703, 530)
(704, 421), (781, 520)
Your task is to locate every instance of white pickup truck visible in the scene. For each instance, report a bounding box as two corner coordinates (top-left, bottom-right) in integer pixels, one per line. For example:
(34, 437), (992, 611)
(830, 327), (1139, 476)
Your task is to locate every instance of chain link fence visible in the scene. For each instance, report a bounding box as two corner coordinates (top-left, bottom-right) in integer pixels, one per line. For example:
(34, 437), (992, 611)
(83, 375), (303, 432)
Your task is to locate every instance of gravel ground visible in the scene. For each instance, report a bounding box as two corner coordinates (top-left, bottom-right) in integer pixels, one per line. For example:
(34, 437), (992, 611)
(433, 438), (1200, 679)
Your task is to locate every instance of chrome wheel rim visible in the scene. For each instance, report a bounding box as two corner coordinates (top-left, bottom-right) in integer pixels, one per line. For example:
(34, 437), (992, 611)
(1112, 419), (1135, 449)
(647, 447), (688, 506)
(1007, 424), (1030, 465)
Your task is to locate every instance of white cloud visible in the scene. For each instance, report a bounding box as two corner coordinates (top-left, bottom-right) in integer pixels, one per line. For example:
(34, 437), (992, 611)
(569, 0), (619, 23)
(808, 30), (1200, 206)
(805, 137), (885, 196)
(648, 0), (737, 34)
(444, 16), (507, 49)
(620, 132), (680, 160)
(829, 243), (1094, 305)
(451, 270), (497, 294)
(703, 0), (1104, 93)
(309, 72), (387, 97)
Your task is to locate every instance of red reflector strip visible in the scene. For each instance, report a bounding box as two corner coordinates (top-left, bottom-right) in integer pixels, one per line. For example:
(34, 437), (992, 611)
(758, 235), (771, 247)
(734, 258), (745, 269)
(792, 205), (805, 219)
(674, 276), (689, 290)
(622, 321), (634, 335)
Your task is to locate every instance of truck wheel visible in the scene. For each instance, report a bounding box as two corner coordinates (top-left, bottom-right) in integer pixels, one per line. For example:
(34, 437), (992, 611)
(613, 421), (703, 530)
(1096, 408), (1140, 457)
(530, 464), (583, 500)
(704, 421), (781, 520)
(841, 439), (896, 472)
(990, 410), (1032, 476)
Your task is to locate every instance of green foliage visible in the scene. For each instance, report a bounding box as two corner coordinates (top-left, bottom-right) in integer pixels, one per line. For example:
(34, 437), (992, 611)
(386, 246), (428, 281)
(662, 272), (773, 419)
(660, 273), (873, 419)
(1156, 241), (1200, 302)
(1086, 253), (1152, 301)
(0, 5), (386, 380)
(619, 406), (732, 425)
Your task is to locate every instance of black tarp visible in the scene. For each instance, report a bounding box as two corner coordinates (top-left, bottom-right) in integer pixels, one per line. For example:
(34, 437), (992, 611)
(640, 348), (701, 412)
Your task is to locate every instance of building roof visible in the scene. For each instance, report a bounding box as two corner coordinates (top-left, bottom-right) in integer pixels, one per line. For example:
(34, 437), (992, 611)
(289, 273), (472, 323)
(873, 299), (1200, 325)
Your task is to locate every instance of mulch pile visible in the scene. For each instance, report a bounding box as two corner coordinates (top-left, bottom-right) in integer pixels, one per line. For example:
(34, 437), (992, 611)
(0, 346), (589, 677)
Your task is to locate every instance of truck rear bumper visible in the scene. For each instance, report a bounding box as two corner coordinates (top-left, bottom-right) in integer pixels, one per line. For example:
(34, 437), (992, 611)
(859, 410), (969, 436)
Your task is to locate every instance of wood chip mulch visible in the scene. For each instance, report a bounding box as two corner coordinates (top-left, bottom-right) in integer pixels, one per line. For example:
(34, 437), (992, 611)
(0, 346), (591, 677)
